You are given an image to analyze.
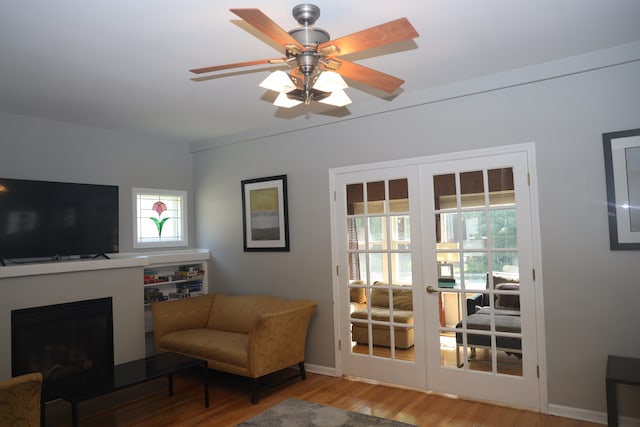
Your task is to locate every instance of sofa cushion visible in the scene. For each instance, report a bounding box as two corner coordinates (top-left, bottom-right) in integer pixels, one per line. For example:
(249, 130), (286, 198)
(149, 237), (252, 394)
(159, 328), (249, 368)
(370, 287), (390, 307)
(495, 283), (520, 309)
(490, 272), (519, 287)
(350, 287), (367, 304)
(351, 307), (413, 324)
(207, 294), (265, 333)
(393, 289), (413, 310)
(207, 294), (309, 334)
(370, 283), (413, 310)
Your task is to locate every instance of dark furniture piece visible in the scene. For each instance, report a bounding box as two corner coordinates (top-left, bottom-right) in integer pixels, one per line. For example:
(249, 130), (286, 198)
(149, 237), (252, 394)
(44, 352), (208, 427)
(606, 355), (640, 427)
(455, 291), (522, 367)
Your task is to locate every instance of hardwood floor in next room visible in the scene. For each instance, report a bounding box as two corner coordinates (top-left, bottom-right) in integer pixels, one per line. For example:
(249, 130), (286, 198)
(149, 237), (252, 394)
(43, 369), (599, 427)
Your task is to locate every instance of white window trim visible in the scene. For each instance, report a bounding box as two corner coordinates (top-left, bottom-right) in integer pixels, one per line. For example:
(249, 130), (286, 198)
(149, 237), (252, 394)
(132, 188), (188, 249)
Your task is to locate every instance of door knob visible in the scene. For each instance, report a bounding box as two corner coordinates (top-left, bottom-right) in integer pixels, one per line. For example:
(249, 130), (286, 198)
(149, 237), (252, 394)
(426, 285), (438, 294)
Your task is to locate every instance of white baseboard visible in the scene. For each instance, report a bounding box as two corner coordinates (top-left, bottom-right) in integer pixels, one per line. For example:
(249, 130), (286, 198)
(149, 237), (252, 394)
(305, 363), (336, 377)
(548, 403), (640, 426)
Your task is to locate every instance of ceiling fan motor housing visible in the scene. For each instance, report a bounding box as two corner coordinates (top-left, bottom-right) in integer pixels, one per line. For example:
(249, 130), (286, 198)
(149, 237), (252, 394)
(288, 4), (330, 48)
(288, 27), (330, 48)
(292, 4), (320, 26)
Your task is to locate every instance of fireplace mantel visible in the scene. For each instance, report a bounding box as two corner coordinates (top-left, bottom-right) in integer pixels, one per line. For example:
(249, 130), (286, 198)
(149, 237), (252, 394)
(0, 249), (210, 279)
(0, 249), (210, 380)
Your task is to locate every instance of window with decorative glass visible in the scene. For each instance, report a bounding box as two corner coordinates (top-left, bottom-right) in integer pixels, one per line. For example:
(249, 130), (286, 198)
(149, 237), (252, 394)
(133, 188), (188, 248)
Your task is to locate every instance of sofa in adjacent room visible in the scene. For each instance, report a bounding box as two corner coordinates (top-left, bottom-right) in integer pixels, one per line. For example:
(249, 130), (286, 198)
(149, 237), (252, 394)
(151, 293), (317, 403)
(456, 272), (521, 366)
(350, 282), (415, 349)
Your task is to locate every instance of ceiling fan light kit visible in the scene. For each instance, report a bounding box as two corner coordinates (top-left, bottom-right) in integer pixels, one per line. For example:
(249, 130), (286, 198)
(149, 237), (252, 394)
(259, 70), (297, 93)
(274, 92), (303, 108)
(190, 4), (418, 109)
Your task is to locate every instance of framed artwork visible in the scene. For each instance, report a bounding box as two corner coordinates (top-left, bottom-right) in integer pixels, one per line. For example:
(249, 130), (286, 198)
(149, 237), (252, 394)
(603, 128), (640, 250)
(241, 175), (290, 252)
(438, 262), (454, 280)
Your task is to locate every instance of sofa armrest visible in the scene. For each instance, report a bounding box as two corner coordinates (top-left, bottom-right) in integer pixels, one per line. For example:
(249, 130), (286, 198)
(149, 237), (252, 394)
(466, 293), (483, 316)
(247, 301), (317, 378)
(151, 294), (215, 351)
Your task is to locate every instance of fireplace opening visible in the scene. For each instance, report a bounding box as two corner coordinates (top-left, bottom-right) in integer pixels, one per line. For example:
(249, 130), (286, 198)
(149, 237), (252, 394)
(11, 297), (114, 400)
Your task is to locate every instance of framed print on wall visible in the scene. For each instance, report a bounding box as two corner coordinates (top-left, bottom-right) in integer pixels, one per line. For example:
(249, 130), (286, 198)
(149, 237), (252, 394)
(603, 128), (640, 250)
(241, 175), (290, 252)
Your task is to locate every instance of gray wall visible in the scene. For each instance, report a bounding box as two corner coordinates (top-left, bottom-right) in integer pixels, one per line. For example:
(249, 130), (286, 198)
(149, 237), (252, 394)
(193, 59), (640, 418)
(0, 113), (195, 253)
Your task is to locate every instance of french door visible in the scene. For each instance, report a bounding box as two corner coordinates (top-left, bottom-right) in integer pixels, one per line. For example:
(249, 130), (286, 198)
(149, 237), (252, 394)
(421, 151), (540, 409)
(332, 166), (426, 389)
(331, 144), (543, 409)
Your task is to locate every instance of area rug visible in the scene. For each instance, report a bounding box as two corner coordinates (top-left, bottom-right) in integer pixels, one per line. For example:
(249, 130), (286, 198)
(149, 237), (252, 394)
(236, 398), (416, 427)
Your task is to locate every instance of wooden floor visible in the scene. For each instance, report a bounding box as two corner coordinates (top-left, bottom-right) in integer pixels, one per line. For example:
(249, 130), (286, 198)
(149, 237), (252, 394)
(43, 368), (599, 427)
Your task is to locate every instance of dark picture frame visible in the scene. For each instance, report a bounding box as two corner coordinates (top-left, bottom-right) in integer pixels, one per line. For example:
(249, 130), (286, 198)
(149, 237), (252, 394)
(603, 128), (640, 250)
(241, 175), (290, 252)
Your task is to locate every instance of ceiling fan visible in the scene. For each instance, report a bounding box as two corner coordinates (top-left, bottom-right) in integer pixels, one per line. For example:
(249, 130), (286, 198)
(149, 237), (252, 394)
(190, 4), (419, 108)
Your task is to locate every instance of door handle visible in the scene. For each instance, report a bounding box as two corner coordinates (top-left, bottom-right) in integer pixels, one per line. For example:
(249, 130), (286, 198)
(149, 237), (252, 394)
(426, 285), (438, 294)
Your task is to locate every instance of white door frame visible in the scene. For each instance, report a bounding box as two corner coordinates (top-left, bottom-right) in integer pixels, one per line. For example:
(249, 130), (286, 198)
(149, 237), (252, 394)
(329, 142), (548, 411)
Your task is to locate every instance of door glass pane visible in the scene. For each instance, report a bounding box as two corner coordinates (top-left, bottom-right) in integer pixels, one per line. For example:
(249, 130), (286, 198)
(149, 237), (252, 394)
(394, 252), (412, 283)
(488, 168), (515, 206)
(492, 252), (519, 276)
(463, 252), (488, 291)
(368, 253), (388, 283)
(433, 174), (456, 210)
(367, 181), (386, 214)
(346, 183), (364, 215)
(357, 253), (367, 281)
(490, 209), (517, 249)
(368, 216), (387, 250)
(461, 210), (487, 249)
(389, 179), (409, 213)
(347, 217), (366, 250)
(435, 212), (459, 246)
(391, 215), (410, 248)
(460, 171), (484, 208)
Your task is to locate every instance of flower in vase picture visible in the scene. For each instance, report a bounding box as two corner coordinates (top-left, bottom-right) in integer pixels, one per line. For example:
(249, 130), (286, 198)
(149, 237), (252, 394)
(150, 201), (169, 237)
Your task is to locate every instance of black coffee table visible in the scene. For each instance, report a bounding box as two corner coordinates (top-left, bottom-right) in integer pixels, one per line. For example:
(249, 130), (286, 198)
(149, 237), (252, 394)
(45, 352), (209, 427)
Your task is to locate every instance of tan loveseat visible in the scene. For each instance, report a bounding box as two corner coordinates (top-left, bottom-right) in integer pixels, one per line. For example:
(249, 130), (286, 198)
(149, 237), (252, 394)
(151, 293), (317, 403)
(350, 283), (414, 349)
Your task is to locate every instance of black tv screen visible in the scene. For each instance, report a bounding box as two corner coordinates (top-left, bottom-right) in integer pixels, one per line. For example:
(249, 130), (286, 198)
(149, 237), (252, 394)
(0, 178), (119, 260)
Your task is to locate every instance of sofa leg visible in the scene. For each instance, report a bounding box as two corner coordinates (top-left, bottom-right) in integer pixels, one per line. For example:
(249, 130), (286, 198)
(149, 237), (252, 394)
(298, 362), (307, 380)
(251, 378), (259, 404)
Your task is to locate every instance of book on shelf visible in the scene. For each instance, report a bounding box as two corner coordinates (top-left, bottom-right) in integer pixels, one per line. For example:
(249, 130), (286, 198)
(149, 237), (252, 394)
(144, 291), (167, 304)
(168, 292), (191, 300)
(179, 264), (201, 272)
(174, 270), (203, 279)
(176, 282), (202, 292)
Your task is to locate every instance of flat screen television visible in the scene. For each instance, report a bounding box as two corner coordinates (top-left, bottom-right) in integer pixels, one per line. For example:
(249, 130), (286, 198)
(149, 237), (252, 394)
(0, 178), (119, 261)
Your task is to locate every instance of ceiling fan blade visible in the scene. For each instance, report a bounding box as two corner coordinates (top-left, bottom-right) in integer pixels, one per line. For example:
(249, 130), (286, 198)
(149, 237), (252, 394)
(230, 8), (304, 52)
(318, 18), (418, 57)
(189, 58), (287, 75)
(332, 59), (405, 93)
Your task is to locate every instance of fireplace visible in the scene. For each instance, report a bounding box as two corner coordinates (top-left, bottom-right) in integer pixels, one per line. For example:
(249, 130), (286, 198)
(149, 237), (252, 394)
(11, 297), (114, 399)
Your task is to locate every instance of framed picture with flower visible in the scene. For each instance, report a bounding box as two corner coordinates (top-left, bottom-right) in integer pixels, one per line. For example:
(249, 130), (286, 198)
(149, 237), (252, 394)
(241, 175), (289, 252)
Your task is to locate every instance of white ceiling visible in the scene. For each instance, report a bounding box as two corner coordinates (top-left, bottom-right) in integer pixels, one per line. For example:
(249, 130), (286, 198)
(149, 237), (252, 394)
(1, 1), (640, 144)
